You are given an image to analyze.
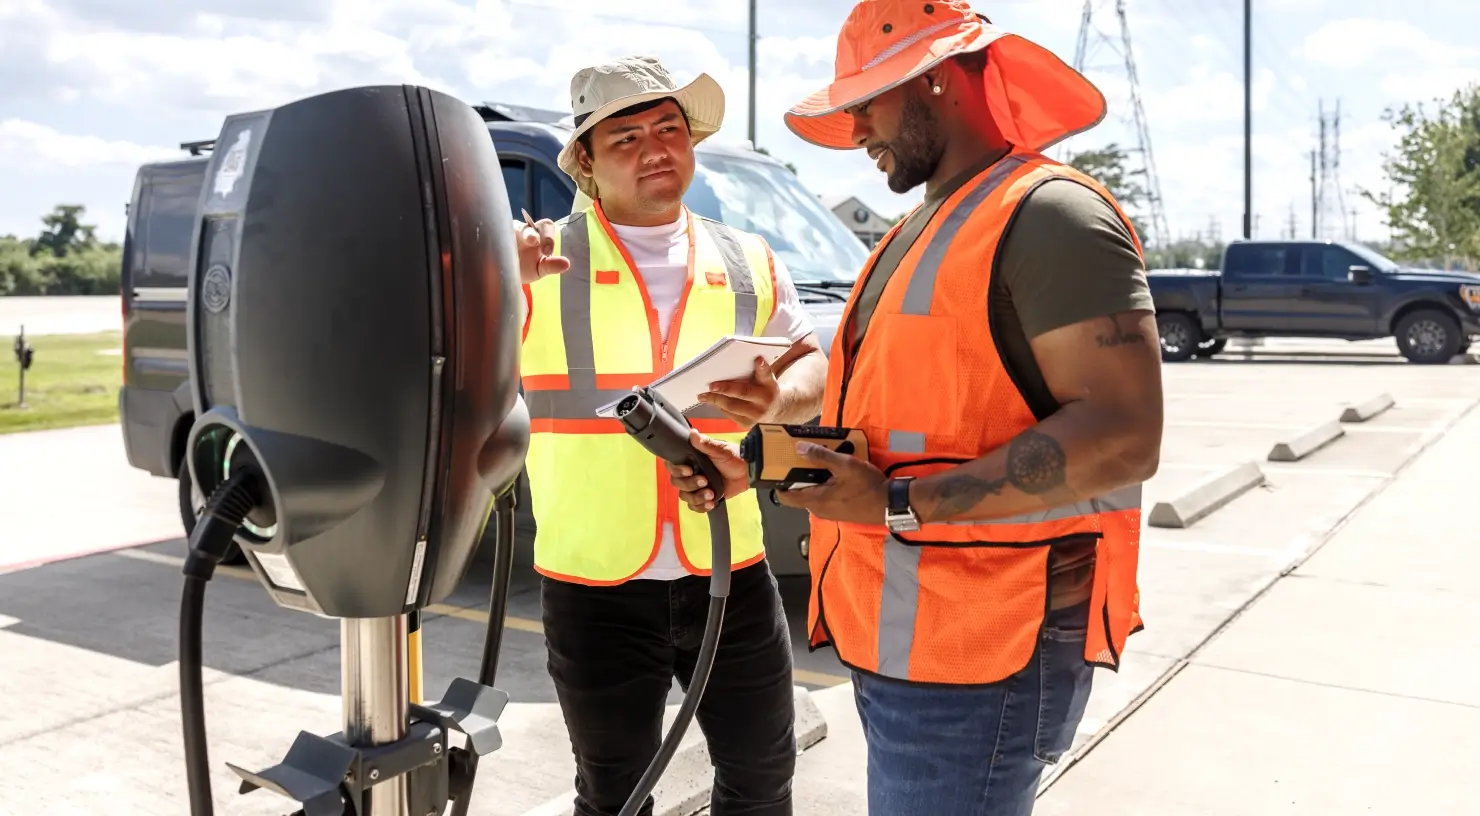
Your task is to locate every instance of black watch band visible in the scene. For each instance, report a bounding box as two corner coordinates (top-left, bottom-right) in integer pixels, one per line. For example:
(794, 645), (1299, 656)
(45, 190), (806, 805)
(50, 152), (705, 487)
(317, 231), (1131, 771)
(888, 477), (915, 514)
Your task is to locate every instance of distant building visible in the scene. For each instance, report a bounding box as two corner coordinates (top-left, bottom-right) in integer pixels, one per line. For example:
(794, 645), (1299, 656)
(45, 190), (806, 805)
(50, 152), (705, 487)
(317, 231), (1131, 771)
(823, 195), (894, 248)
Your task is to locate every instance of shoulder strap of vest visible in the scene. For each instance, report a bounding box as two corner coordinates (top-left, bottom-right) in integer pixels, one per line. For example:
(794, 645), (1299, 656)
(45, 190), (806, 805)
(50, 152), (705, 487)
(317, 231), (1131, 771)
(693, 213), (759, 296)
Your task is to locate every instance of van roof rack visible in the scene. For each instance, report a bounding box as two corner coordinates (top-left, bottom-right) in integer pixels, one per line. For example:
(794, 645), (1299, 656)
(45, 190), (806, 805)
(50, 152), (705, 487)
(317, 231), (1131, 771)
(181, 139), (215, 156)
(472, 102), (568, 125)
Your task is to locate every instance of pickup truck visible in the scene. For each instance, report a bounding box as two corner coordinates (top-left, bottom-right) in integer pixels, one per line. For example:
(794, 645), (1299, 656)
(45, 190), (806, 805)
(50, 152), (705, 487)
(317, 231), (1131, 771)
(1148, 239), (1480, 364)
(117, 100), (867, 576)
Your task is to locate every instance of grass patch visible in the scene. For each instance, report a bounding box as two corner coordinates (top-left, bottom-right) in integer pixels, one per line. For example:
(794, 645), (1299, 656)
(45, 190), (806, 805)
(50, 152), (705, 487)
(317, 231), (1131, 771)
(0, 330), (122, 434)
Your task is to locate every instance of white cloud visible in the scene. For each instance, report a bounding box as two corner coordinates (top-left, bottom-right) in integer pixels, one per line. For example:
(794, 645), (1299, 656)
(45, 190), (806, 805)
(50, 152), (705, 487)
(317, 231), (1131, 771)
(2, 0), (1479, 251)
(0, 120), (178, 169)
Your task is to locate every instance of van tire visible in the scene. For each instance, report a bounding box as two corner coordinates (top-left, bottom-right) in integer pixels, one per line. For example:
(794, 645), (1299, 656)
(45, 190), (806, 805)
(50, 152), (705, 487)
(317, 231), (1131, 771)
(1395, 309), (1462, 364)
(178, 454), (245, 564)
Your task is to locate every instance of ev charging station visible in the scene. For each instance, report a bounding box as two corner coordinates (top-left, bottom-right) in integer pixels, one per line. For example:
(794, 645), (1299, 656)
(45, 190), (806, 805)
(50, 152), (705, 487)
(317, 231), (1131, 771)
(174, 84), (734, 816)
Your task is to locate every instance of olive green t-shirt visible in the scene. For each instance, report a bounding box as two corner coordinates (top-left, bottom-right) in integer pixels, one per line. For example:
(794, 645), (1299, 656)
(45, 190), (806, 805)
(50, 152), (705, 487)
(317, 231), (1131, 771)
(842, 153), (1153, 610)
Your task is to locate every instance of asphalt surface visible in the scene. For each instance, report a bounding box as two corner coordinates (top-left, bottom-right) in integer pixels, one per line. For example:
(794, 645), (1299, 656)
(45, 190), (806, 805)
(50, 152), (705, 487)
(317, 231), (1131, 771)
(2, 336), (1478, 815)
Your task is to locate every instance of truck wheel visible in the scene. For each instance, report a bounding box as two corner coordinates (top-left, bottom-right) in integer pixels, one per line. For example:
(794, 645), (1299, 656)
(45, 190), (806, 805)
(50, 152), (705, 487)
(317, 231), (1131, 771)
(1395, 309), (1462, 364)
(1157, 313), (1202, 362)
(1194, 337), (1227, 358)
(178, 455), (245, 564)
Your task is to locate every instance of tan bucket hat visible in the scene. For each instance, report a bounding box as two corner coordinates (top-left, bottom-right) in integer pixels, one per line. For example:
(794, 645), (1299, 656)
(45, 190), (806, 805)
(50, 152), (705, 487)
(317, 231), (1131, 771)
(556, 55), (726, 199)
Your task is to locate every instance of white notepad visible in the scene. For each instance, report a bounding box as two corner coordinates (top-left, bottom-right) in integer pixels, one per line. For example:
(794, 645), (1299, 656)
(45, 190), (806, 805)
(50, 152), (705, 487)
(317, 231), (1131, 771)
(596, 335), (793, 417)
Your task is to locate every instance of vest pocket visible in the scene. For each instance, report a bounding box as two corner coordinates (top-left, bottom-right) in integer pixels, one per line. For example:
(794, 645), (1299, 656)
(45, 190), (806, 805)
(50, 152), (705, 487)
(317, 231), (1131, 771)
(868, 313), (959, 440)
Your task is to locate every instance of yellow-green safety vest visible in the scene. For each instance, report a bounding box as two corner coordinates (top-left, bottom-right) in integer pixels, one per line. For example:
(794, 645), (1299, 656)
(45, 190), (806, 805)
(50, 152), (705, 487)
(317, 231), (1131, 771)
(519, 201), (777, 585)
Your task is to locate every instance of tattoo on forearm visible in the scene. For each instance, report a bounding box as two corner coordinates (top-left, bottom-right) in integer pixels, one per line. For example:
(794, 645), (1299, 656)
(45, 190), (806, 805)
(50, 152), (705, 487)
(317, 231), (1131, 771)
(1095, 316), (1146, 349)
(932, 473), (1008, 519)
(1004, 429), (1068, 494)
(927, 429), (1069, 519)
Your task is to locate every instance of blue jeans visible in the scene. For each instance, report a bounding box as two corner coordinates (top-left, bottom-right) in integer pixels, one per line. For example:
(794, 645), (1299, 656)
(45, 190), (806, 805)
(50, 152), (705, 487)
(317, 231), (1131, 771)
(851, 601), (1094, 816)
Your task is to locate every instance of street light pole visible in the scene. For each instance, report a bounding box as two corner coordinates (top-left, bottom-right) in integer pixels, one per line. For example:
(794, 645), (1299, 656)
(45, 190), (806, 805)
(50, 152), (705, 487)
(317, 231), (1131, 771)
(1242, 0), (1253, 240)
(748, 0), (758, 146)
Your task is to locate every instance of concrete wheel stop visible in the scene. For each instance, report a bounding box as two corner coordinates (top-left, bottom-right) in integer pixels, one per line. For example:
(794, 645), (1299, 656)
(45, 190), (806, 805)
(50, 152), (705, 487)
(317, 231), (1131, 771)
(1340, 393), (1395, 423)
(1267, 420), (1345, 462)
(1148, 461), (1266, 529)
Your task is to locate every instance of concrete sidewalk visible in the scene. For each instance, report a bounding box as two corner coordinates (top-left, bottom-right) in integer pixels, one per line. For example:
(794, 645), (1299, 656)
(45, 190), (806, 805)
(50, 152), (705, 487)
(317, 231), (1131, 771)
(1036, 400), (1480, 815)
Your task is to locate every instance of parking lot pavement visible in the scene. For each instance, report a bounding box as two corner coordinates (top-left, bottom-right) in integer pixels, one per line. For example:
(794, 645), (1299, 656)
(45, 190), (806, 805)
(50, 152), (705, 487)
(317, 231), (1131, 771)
(0, 423), (180, 574)
(1, 344), (1476, 814)
(0, 295), (121, 337)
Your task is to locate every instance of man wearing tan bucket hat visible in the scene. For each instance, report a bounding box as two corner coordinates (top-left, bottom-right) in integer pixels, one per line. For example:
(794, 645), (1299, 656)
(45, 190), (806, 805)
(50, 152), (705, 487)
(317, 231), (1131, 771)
(665, 1), (1165, 812)
(513, 55), (828, 816)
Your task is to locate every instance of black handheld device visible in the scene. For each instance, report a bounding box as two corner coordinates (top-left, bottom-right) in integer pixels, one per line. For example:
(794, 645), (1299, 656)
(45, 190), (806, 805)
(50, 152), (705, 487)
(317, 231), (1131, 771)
(612, 385), (732, 816)
(740, 422), (871, 490)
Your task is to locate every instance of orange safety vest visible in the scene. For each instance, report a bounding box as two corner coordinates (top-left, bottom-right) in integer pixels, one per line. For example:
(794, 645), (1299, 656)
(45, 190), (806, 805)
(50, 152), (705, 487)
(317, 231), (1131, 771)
(807, 147), (1146, 685)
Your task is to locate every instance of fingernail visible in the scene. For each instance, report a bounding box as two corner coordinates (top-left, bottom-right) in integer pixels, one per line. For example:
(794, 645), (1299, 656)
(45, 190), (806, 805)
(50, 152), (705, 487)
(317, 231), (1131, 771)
(705, 491), (713, 500)
(796, 442), (813, 454)
(697, 478), (707, 487)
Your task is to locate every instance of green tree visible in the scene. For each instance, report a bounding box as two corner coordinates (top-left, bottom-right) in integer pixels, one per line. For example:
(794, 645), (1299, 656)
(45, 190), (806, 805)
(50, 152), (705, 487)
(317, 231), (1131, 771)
(1066, 143), (1151, 255)
(1361, 83), (1480, 270)
(31, 204), (99, 258)
(0, 205), (121, 296)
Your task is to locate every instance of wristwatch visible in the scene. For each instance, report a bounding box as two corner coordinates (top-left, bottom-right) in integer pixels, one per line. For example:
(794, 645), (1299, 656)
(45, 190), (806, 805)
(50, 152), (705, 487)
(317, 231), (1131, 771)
(884, 477), (920, 534)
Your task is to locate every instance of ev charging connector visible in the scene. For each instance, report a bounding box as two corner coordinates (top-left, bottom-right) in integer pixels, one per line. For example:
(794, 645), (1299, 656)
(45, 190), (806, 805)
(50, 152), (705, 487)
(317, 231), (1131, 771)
(176, 84), (530, 816)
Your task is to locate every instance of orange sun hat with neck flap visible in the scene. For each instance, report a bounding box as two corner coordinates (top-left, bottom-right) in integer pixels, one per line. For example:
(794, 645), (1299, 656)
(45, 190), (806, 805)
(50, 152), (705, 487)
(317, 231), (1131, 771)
(785, 0), (1107, 153)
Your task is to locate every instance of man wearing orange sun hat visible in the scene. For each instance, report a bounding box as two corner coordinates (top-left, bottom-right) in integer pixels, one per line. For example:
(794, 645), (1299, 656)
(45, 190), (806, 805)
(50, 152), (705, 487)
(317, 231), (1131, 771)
(667, 1), (1165, 812)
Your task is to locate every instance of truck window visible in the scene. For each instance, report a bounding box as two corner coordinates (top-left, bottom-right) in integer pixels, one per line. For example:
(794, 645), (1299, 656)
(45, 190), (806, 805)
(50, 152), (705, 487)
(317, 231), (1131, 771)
(1225, 244), (1296, 278)
(501, 159), (528, 220)
(141, 178), (202, 288)
(1311, 246), (1360, 281)
(534, 163), (573, 220)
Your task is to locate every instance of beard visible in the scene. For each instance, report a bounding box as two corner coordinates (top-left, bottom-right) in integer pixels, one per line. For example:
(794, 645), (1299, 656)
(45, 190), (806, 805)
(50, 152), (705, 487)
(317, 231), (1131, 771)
(879, 90), (947, 194)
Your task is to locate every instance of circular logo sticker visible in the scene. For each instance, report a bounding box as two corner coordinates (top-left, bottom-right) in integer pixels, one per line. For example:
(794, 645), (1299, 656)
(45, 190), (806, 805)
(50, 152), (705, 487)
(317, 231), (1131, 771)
(202, 265), (232, 314)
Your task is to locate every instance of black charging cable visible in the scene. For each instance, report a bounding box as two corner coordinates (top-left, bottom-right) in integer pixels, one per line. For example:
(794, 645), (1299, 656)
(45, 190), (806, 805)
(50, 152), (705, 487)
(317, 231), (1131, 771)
(178, 469), (263, 816)
(614, 388), (734, 816)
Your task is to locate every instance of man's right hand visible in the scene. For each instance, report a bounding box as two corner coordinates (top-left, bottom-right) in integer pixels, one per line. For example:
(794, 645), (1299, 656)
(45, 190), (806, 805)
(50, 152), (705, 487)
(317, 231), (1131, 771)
(666, 430), (751, 512)
(517, 218), (570, 284)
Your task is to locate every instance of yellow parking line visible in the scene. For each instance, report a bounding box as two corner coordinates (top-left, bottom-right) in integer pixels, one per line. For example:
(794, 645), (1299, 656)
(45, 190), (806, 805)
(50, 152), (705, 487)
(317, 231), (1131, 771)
(115, 547), (851, 687)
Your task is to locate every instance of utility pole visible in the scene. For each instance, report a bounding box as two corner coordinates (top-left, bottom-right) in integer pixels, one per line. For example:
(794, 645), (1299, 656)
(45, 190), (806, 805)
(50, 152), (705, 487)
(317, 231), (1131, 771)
(1064, 0), (1169, 250)
(747, 0), (758, 146)
(1242, 0), (1252, 240)
(1309, 149), (1318, 239)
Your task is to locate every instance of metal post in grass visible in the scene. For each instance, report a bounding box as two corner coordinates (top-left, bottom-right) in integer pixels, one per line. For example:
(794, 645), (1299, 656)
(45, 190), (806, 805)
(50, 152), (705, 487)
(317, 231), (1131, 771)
(12, 324), (34, 409)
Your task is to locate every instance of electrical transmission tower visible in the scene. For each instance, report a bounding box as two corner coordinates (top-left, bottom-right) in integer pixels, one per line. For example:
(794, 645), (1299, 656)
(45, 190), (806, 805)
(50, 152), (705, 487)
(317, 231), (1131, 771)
(1314, 99), (1350, 241)
(1064, 0), (1170, 250)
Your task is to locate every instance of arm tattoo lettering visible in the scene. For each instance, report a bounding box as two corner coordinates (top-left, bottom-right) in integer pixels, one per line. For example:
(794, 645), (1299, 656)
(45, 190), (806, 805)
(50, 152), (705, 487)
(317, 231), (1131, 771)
(1094, 316), (1146, 349)
(927, 430), (1069, 518)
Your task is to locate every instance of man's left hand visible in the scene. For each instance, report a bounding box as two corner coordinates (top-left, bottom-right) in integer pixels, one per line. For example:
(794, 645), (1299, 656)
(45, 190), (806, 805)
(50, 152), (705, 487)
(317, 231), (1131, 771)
(698, 356), (779, 427)
(773, 442), (889, 525)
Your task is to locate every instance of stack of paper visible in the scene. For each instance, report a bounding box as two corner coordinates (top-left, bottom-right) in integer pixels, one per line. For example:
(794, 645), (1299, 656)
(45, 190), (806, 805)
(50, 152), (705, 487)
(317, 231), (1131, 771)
(596, 335), (792, 418)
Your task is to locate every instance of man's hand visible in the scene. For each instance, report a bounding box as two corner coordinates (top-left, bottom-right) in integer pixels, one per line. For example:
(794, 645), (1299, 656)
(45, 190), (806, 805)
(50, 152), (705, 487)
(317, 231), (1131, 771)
(516, 218), (569, 284)
(697, 356), (779, 428)
(773, 442), (888, 525)
(665, 430), (751, 512)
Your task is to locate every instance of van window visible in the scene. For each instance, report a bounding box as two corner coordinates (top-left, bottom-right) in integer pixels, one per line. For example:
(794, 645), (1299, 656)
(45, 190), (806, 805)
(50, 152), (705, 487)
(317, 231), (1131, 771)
(502, 160), (528, 219)
(140, 178), (202, 288)
(534, 164), (573, 220)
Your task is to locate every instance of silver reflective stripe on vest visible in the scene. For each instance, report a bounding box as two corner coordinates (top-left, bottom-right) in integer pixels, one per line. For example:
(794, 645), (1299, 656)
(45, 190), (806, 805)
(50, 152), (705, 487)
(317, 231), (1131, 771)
(560, 212), (596, 390)
(900, 155), (1026, 316)
(698, 217), (759, 334)
(526, 389), (634, 420)
(877, 534), (921, 678)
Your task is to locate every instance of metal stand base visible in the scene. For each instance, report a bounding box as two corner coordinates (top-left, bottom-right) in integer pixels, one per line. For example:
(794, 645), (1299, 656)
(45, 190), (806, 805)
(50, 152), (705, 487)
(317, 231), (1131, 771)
(224, 493), (520, 816)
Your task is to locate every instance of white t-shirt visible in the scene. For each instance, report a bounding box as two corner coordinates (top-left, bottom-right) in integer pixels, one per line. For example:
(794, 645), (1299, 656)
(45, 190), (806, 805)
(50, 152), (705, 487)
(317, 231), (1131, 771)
(608, 211), (814, 580)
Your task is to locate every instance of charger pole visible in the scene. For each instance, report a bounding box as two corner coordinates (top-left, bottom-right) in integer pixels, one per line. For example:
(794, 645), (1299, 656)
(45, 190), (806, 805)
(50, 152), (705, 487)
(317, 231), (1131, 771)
(342, 615), (412, 815)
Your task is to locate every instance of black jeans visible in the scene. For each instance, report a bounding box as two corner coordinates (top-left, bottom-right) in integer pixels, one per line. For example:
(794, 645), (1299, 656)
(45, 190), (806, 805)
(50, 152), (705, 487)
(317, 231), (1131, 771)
(540, 559), (796, 816)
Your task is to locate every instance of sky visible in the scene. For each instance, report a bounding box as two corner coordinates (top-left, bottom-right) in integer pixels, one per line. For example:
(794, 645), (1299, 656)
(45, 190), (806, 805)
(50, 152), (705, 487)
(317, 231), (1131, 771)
(2, 0), (1478, 250)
